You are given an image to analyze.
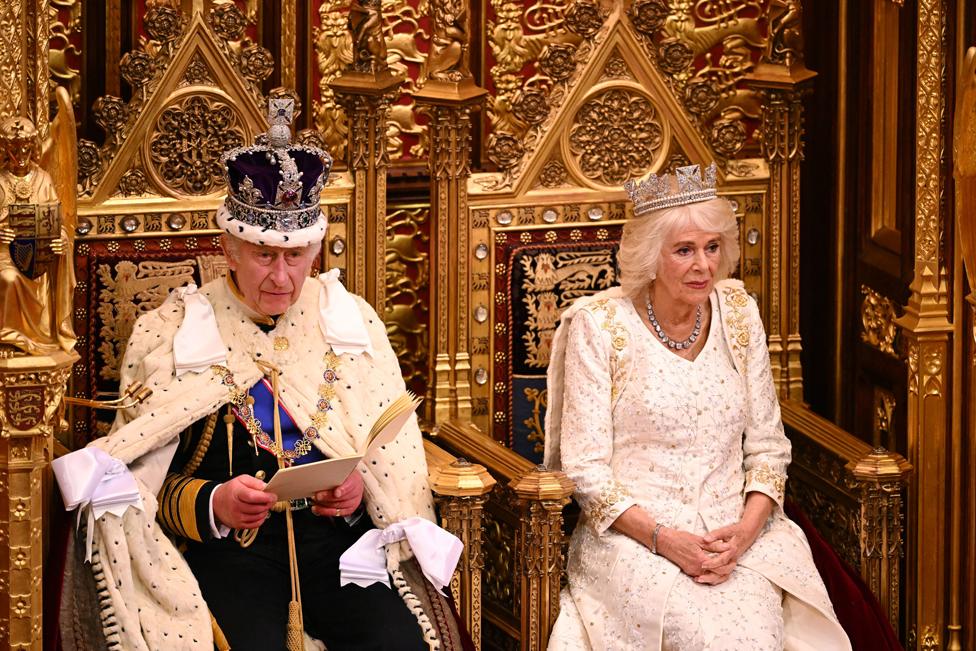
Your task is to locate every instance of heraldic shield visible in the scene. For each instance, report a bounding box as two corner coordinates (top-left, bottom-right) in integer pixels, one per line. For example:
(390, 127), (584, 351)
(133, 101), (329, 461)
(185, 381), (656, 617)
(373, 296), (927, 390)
(7, 202), (61, 280)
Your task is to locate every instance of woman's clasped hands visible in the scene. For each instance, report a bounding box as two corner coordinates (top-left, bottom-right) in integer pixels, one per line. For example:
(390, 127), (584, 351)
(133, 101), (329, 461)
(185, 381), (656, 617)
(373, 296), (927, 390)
(657, 519), (762, 586)
(656, 527), (734, 585)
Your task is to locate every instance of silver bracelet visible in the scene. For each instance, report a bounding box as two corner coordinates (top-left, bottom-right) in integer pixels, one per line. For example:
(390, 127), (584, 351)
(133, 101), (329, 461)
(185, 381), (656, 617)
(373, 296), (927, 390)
(651, 522), (664, 554)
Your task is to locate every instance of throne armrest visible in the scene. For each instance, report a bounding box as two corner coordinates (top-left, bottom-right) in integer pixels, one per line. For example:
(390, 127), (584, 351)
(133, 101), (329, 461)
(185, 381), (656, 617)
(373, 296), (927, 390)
(424, 439), (496, 650)
(431, 420), (575, 651)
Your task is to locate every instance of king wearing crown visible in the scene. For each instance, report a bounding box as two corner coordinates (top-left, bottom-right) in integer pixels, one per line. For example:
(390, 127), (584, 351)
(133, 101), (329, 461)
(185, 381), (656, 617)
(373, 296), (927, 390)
(55, 101), (471, 651)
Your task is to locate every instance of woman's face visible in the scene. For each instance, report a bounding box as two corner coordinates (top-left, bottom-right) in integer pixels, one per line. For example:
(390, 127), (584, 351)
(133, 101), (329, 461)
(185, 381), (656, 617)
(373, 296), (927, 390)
(653, 227), (722, 307)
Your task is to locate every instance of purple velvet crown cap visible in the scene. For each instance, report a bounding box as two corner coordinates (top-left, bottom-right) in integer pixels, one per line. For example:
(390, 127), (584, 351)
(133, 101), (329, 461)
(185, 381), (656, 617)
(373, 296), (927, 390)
(223, 146), (332, 210)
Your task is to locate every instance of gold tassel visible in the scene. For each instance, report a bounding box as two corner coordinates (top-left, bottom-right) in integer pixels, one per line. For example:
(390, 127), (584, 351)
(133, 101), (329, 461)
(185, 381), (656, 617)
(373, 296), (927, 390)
(210, 612), (231, 651)
(224, 407), (235, 477)
(286, 601), (304, 651)
(256, 361), (306, 647)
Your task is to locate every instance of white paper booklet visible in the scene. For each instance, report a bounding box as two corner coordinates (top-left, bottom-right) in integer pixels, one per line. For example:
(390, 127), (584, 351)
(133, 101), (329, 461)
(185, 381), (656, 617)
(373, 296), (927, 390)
(262, 393), (420, 502)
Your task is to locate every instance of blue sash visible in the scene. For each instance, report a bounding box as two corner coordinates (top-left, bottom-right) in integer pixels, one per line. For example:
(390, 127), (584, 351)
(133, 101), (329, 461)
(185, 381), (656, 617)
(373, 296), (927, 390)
(248, 378), (325, 465)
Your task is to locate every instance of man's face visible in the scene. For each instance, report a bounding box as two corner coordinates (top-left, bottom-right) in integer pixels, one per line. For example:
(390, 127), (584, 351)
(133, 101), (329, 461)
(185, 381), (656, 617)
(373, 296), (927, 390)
(222, 238), (319, 316)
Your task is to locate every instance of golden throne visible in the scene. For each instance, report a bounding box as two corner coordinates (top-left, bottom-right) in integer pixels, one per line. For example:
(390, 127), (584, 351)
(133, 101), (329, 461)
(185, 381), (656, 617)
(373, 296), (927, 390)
(0, 1), (917, 650)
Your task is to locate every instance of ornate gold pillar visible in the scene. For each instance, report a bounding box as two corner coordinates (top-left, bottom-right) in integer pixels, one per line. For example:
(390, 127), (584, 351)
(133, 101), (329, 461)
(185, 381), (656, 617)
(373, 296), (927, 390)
(0, 0), (49, 136)
(414, 0), (486, 425)
(330, 0), (403, 310)
(510, 468), (574, 651)
(848, 448), (913, 631)
(745, 4), (815, 402)
(429, 458), (496, 651)
(895, 0), (951, 648)
(0, 351), (76, 651)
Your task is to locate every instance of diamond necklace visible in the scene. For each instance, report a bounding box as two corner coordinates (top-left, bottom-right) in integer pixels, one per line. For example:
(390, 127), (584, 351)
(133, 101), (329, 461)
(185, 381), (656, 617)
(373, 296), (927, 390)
(645, 299), (702, 350)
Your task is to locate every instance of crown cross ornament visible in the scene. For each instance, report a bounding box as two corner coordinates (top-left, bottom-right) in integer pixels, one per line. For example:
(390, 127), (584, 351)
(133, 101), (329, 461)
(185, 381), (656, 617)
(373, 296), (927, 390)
(624, 163), (718, 216)
(217, 98), (332, 247)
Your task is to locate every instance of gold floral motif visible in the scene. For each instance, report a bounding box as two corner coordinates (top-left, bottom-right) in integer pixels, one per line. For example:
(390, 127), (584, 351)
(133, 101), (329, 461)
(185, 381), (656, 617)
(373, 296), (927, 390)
(181, 53), (216, 87)
(148, 95), (246, 196)
(539, 160), (568, 188)
(239, 44), (274, 82)
(120, 50), (156, 89)
(117, 168), (149, 197)
(143, 5), (185, 45)
(745, 463), (787, 500)
(711, 116), (747, 157)
(721, 284), (750, 370)
(601, 56), (631, 80)
(538, 44), (578, 82)
(77, 139), (101, 191)
(568, 88), (664, 186)
(628, 0), (669, 35)
(684, 79), (720, 115)
(209, 3), (248, 41)
(564, 0), (605, 39)
(92, 95), (128, 141)
(588, 298), (627, 354)
(586, 481), (631, 524)
(0, 3), (24, 122)
(860, 286), (899, 357)
(512, 90), (550, 126)
(657, 38), (694, 76)
(488, 133), (524, 169)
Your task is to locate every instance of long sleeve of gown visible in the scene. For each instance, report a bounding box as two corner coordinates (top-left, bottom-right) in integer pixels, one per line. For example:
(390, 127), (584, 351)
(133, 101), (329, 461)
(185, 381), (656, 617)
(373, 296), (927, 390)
(558, 308), (636, 534)
(740, 296), (790, 507)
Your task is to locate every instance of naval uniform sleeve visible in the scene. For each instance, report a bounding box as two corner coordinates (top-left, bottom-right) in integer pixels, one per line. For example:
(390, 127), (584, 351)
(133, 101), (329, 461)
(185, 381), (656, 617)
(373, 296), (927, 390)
(156, 472), (220, 542)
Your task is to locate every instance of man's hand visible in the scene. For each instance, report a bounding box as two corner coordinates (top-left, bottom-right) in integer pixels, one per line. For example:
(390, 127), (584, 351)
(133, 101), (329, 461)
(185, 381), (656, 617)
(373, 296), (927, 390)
(212, 475), (276, 530)
(312, 470), (364, 517)
(0, 227), (14, 244)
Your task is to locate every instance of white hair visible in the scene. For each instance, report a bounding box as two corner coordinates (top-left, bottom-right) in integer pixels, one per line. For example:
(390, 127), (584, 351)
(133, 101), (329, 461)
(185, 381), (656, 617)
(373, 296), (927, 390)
(617, 197), (740, 299)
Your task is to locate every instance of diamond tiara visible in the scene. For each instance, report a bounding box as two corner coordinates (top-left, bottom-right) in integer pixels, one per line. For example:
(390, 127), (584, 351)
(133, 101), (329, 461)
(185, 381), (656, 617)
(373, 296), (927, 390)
(624, 163), (719, 216)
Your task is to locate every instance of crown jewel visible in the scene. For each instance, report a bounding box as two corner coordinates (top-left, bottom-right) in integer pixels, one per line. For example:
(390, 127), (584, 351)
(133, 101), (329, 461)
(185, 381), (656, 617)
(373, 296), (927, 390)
(624, 163), (718, 216)
(221, 98), (332, 234)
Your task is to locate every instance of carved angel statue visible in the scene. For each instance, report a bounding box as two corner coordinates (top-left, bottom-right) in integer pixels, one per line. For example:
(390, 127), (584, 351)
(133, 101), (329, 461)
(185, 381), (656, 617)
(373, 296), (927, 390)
(348, 0), (388, 74)
(0, 87), (77, 355)
(426, 0), (471, 82)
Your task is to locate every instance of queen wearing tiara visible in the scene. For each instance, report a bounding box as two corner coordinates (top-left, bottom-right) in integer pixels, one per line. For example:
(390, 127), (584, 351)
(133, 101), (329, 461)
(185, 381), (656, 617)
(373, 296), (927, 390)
(543, 164), (851, 650)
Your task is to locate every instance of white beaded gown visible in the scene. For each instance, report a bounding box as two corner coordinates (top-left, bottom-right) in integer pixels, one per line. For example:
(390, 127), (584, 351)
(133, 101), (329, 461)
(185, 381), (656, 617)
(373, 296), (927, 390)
(544, 281), (851, 651)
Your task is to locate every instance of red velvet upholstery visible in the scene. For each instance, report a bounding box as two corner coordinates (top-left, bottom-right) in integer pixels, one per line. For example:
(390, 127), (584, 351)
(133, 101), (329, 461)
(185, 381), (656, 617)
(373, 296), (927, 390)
(784, 500), (903, 651)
